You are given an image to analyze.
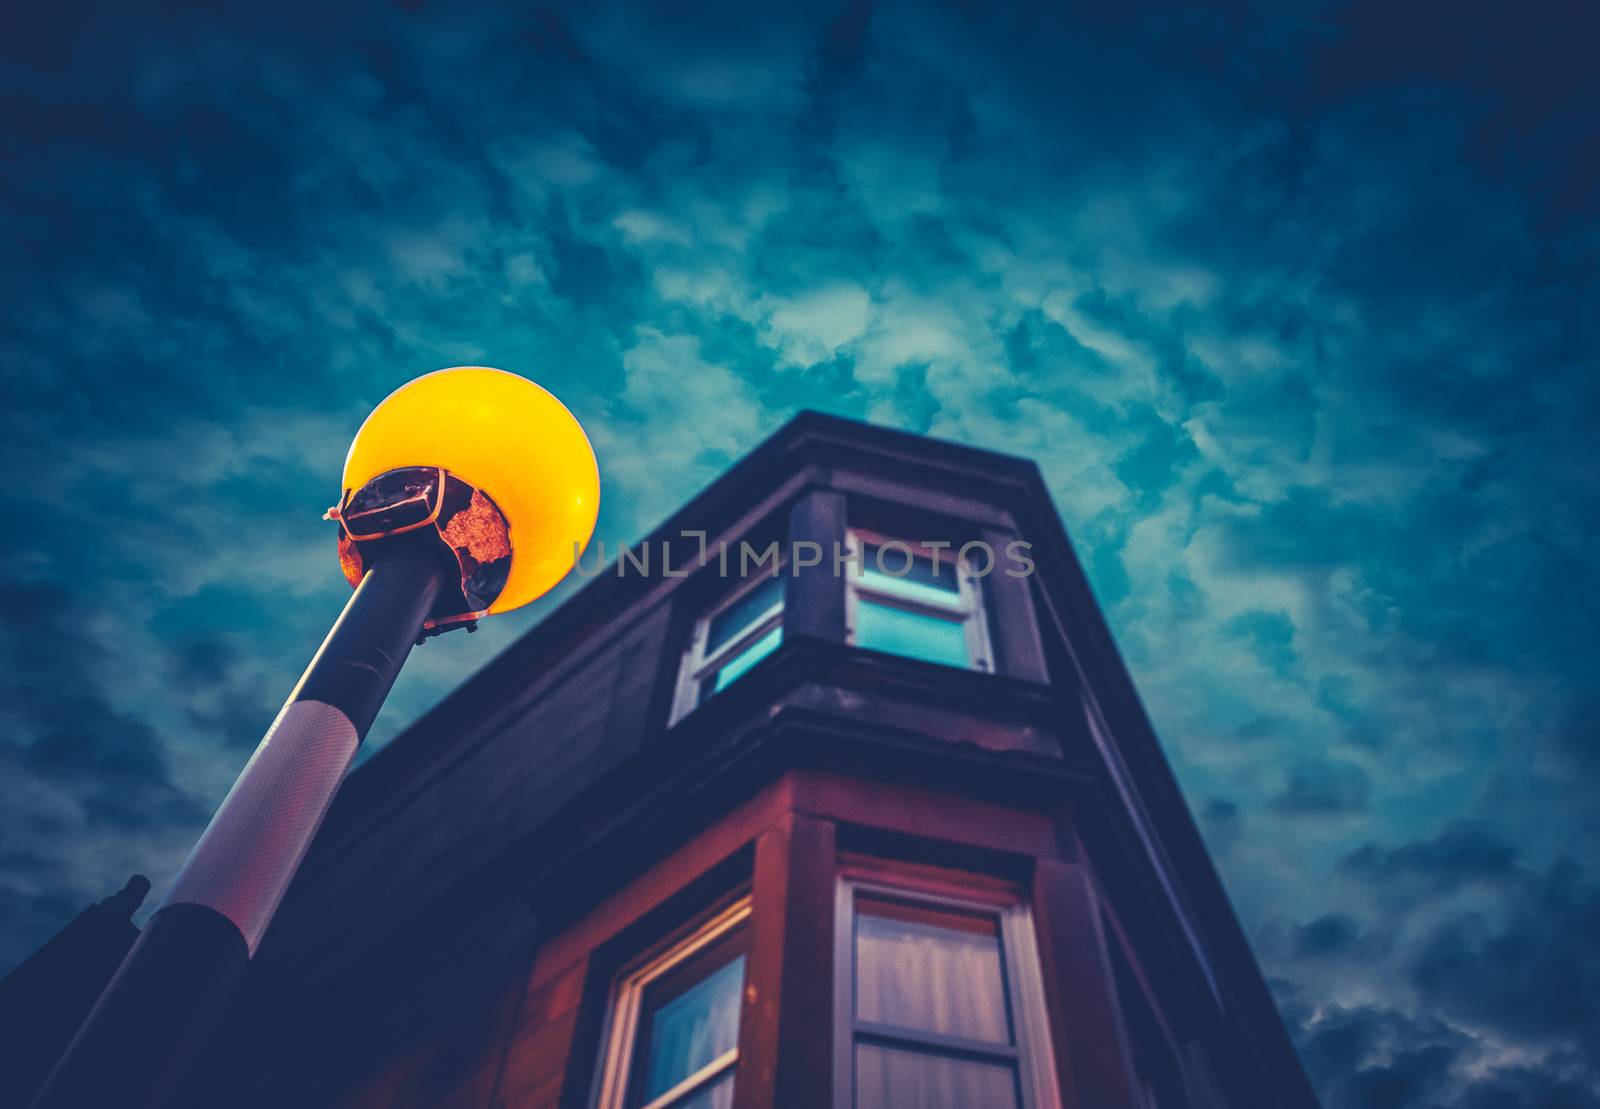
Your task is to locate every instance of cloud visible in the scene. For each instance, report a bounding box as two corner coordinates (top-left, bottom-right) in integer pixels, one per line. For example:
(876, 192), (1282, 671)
(1272, 760), (1373, 817)
(0, 584), (213, 968)
(1293, 913), (1361, 958)
(1341, 821), (1520, 891)
(1272, 824), (1600, 1107)
(759, 283), (873, 368)
(591, 328), (776, 534)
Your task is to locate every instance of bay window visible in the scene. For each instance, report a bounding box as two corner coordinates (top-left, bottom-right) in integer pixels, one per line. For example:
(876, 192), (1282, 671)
(670, 521), (1005, 726)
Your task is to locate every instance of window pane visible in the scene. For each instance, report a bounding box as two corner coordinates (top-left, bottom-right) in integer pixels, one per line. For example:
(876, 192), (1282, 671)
(706, 576), (784, 654)
(669, 1071), (734, 1109)
(707, 625), (782, 694)
(855, 599), (971, 669)
(861, 544), (961, 608)
(855, 1043), (1020, 1109)
(855, 899), (1011, 1044)
(641, 954), (745, 1102)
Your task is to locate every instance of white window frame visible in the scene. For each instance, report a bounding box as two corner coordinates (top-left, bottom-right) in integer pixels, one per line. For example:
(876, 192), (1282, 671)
(844, 530), (994, 673)
(592, 897), (753, 1109)
(670, 570), (786, 724)
(832, 876), (1062, 1109)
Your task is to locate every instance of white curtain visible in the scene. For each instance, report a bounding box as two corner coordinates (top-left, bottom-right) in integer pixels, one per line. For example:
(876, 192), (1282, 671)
(855, 1043), (1020, 1109)
(645, 955), (744, 1099)
(855, 905), (1010, 1043)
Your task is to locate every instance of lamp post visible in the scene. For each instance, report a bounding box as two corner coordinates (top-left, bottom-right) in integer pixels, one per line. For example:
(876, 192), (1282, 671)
(31, 367), (600, 1109)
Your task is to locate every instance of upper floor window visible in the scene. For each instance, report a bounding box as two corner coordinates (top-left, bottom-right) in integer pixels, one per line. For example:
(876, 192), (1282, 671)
(671, 574), (784, 723)
(835, 875), (1060, 1109)
(670, 525), (1000, 725)
(846, 531), (992, 673)
(593, 898), (751, 1109)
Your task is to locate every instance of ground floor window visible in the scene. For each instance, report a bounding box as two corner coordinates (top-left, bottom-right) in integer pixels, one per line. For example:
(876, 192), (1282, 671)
(593, 899), (751, 1109)
(834, 873), (1060, 1109)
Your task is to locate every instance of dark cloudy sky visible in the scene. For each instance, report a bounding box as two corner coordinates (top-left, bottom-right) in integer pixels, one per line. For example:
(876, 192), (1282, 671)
(3, 2), (1598, 1106)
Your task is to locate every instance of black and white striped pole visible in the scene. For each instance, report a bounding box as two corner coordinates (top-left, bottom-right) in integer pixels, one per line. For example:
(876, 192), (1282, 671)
(29, 533), (445, 1108)
(31, 368), (599, 1109)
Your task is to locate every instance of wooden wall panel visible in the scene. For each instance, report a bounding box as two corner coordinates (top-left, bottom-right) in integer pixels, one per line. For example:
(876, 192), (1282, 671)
(980, 525), (1051, 685)
(1030, 857), (1143, 1109)
(735, 814), (837, 1109)
(784, 489), (848, 644)
(496, 958), (589, 1109)
(790, 770), (1064, 859)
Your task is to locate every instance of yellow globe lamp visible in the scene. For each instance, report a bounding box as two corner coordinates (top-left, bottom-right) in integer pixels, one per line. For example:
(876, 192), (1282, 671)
(334, 366), (600, 628)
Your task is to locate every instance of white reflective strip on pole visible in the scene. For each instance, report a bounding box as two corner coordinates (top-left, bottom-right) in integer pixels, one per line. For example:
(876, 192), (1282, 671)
(162, 699), (359, 956)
